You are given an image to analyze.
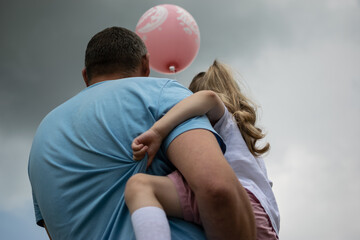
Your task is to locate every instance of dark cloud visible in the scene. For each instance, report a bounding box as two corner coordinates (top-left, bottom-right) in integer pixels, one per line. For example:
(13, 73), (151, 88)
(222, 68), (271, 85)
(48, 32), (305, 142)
(0, 0), (297, 133)
(1, 0), (359, 239)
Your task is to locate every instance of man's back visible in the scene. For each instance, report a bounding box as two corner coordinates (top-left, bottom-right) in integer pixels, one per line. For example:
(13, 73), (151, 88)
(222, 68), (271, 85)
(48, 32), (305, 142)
(28, 77), (213, 239)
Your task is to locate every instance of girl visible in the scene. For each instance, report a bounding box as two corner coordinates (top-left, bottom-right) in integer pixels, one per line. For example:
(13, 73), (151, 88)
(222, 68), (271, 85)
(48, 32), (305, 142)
(125, 60), (280, 240)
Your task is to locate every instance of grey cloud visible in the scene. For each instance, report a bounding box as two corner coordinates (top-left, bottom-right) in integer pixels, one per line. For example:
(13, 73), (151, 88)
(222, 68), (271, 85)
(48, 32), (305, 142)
(0, 0), (359, 239)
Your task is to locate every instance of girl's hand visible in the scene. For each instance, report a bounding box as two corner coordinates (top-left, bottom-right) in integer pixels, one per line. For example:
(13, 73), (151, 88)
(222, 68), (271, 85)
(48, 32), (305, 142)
(131, 128), (163, 167)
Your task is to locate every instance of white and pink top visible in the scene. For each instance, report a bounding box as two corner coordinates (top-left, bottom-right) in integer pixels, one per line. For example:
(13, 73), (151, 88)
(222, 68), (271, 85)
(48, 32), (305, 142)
(214, 106), (280, 236)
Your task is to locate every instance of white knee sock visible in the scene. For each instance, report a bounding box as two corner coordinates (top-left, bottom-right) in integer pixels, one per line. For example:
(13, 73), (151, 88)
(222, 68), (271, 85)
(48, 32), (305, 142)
(131, 206), (171, 240)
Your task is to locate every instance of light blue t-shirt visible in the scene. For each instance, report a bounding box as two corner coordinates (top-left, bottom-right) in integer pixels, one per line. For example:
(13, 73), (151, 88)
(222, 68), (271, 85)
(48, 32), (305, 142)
(28, 77), (224, 239)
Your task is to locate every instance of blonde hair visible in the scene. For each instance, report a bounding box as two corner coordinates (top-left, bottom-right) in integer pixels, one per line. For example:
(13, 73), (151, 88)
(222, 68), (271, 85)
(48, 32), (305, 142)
(189, 60), (270, 157)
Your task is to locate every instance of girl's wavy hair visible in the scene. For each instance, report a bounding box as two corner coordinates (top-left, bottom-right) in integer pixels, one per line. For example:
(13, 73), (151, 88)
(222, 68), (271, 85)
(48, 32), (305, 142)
(189, 60), (270, 157)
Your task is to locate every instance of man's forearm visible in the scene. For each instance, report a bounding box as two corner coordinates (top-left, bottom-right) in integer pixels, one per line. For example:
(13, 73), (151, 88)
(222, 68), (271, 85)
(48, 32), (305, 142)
(195, 179), (256, 240)
(167, 129), (256, 239)
(44, 223), (52, 240)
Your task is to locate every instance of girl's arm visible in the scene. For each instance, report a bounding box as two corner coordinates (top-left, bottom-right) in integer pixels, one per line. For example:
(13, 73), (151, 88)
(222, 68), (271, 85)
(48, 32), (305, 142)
(132, 90), (225, 166)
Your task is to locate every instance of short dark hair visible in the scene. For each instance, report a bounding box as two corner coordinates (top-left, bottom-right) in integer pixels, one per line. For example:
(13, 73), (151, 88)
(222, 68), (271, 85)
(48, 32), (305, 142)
(85, 27), (147, 80)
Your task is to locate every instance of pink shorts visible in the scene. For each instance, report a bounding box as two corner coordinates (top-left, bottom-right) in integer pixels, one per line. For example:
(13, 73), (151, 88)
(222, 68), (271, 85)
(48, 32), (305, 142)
(167, 170), (278, 239)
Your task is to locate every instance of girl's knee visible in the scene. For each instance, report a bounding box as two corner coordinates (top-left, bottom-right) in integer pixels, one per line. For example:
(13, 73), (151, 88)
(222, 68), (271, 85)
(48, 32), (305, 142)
(125, 173), (152, 201)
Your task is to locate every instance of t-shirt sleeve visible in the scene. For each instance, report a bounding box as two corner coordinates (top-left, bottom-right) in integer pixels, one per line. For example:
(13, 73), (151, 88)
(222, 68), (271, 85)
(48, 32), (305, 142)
(157, 80), (225, 153)
(32, 190), (44, 227)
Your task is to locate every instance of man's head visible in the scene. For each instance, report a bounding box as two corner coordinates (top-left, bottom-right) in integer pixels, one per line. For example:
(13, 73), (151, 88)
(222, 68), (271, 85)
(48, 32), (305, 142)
(83, 27), (149, 85)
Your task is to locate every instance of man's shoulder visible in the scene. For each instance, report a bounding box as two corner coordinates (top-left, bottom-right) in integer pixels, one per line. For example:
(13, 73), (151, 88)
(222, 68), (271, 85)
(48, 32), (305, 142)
(124, 76), (172, 83)
(126, 77), (178, 87)
(128, 77), (185, 87)
(120, 77), (190, 100)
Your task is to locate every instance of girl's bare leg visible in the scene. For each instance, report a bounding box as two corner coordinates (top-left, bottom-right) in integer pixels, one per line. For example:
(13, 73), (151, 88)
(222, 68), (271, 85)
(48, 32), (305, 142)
(125, 173), (183, 240)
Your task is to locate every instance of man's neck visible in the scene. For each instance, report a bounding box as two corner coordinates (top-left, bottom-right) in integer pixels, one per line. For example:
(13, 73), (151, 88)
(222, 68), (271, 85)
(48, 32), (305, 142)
(89, 71), (143, 86)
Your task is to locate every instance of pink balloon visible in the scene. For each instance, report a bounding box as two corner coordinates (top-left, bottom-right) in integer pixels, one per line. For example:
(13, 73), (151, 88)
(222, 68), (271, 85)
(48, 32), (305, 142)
(136, 4), (200, 74)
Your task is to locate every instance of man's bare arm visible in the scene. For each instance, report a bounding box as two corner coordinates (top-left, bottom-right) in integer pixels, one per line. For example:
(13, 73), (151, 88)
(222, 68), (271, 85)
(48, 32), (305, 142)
(44, 223), (52, 240)
(167, 129), (256, 240)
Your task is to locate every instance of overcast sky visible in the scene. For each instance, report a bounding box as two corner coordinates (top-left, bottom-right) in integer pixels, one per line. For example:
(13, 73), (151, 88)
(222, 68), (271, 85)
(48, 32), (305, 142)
(1, 0), (359, 239)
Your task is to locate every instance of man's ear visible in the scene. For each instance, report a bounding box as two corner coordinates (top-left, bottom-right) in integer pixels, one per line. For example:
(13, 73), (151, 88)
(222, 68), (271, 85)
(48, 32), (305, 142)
(141, 53), (150, 77)
(82, 68), (90, 86)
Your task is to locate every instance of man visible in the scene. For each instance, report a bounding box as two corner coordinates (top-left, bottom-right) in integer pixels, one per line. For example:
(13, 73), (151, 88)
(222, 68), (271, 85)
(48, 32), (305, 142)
(28, 27), (255, 239)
